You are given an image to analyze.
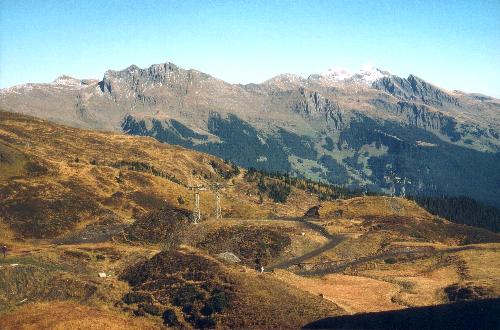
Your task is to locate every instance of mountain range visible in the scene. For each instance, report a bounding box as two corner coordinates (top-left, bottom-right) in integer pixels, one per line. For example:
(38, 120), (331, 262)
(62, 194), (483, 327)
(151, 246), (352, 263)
(1, 62), (499, 206)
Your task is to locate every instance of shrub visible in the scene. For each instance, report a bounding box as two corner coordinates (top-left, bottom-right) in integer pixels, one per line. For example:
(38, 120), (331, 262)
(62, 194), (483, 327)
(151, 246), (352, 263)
(123, 206), (191, 248)
(173, 284), (204, 306)
(139, 303), (162, 316)
(162, 308), (179, 326)
(207, 290), (230, 313)
(267, 182), (291, 203)
(25, 161), (48, 176)
(196, 316), (216, 329)
(123, 291), (153, 304)
(384, 257), (397, 264)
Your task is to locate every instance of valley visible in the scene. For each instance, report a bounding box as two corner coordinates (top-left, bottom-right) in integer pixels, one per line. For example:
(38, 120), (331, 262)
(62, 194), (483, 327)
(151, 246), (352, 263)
(0, 111), (498, 329)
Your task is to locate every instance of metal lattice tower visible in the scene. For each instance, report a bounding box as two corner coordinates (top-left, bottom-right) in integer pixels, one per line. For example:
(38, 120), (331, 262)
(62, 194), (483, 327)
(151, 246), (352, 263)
(400, 177), (411, 198)
(188, 183), (233, 222)
(215, 191), (222, 219)
(384, 170), (397, 197)
(209, 183), (233, 219)
(188, 186), (207, 224)
(194, 191), (201, 223)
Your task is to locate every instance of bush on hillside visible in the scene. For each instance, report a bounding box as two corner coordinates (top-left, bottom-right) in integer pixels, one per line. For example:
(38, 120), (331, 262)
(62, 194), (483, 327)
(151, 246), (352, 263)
(120, 250), (234, 328)
(123, 207), (191, 249)
(267, 182), (291, 203)
(197, 225), (293, 266)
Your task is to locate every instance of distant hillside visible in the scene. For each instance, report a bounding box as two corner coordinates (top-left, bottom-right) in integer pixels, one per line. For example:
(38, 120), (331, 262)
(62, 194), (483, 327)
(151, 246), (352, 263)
(411, 195), (500, 233)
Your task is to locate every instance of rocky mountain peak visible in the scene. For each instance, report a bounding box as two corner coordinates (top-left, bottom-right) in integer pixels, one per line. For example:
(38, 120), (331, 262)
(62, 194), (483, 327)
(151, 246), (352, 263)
(309, 64), (390, 87)
(125, 64), (140, 72)
(263, 73), (305, 89)
(319, 67), (353, 81)
(148, 62), (179, 72)
(52, 75), (82, 86)
(355, 64), (390, 83)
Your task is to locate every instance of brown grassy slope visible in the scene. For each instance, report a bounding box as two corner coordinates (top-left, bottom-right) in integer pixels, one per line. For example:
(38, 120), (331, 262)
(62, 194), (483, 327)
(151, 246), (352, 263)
(119, 247), (343, 328)
(0, 241), (160, 313)
(0, 301), (162, 330)
(0, 110), (318, 239)
(320, 196), (432, 219)
(319, 196), (500, 246)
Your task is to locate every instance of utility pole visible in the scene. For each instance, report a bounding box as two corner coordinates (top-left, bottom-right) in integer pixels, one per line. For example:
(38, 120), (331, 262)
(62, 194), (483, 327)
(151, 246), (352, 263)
(394, 176), (402, 197)
(188, 186), (207, 224)
(208, 183), (233, 219)
(384, 171), (396, 197)
(188, 183), (233, 222)
(215, 191), (222, 219)
(401, 177), (411, 198)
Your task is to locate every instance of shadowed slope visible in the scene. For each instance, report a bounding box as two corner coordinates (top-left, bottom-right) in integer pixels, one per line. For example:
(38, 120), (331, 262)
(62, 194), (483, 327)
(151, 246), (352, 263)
(303, 298), (500, 330)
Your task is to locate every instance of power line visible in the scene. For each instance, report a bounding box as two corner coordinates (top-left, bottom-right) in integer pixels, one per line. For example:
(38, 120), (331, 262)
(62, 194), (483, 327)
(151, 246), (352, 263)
(188, 183), (233, 222)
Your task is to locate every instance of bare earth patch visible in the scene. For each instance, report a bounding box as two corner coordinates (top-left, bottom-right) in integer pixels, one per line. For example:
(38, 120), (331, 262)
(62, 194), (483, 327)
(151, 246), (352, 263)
(273, 270), (402, 314)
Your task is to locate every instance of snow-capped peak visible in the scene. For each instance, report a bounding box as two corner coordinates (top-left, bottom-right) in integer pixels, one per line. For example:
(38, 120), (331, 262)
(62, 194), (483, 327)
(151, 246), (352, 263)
(320, 67), (353, 82)
(313, 64), (390, 86)
(355, 64), (389, 83)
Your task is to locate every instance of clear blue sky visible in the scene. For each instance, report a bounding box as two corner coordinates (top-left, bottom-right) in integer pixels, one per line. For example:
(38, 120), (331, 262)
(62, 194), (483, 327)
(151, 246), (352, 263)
(1, 0), (499, 96)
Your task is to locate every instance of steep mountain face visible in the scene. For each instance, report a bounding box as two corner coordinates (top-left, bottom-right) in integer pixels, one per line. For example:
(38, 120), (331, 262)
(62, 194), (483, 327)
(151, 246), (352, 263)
(1, 62), (499, 206)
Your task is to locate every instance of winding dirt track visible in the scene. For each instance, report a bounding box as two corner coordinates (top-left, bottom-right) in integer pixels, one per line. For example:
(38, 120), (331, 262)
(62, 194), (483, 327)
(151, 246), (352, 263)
(267, 219), (347, 271)
(265, 218), (500, 276)
(298, 245), (497, 277)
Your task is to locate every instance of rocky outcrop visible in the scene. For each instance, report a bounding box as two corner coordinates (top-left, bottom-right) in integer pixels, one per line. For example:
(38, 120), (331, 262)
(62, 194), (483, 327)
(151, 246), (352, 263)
(368, 98), (461, 141)
(292, 88), (344, 128)
(373, 75), (460, 107)
(98, 63), (193, 101)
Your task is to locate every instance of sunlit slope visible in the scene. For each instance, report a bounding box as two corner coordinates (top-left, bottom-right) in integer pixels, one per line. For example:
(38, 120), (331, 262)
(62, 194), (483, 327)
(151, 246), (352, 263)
(1, 110), (499, 329)
(0, 110), (322, 239)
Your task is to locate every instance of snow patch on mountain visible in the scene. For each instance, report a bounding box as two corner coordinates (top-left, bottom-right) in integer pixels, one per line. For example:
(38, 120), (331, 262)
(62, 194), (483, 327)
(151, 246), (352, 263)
(313, 64), (390, 86)
(320, 67), (353, 82)
(355, 64), (390, 83)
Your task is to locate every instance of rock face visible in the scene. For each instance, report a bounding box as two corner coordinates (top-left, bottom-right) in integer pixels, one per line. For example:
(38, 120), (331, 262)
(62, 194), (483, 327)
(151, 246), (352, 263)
(1, 62), (499, 206)
(373, 74), (460, 107)
(292, 89), (344, 129)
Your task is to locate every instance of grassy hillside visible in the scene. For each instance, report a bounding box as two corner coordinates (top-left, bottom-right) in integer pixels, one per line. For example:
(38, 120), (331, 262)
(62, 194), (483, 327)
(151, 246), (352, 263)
(0, 110), (323, 239)
(0, 110), (499, 329)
